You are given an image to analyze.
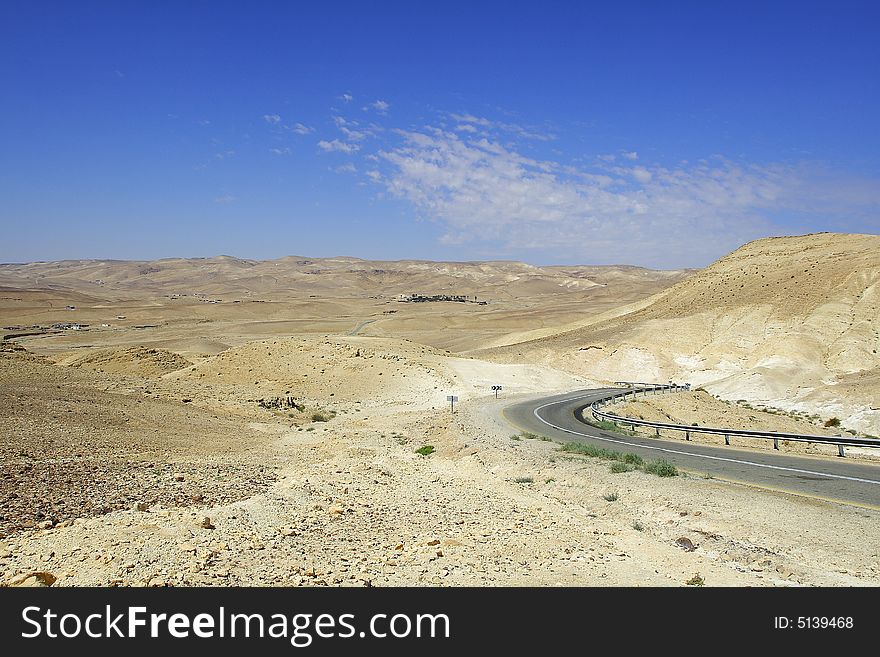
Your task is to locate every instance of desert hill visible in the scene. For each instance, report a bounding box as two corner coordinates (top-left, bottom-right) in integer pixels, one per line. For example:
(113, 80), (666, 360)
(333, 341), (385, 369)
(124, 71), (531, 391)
(477, 233), (880, 433)
(0, 256), (690, 354)
(0, 256), (687, 302)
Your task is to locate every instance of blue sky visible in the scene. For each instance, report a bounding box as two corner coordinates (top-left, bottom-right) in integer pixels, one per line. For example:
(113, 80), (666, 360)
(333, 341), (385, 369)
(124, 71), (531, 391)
(1, 1), (878, 268)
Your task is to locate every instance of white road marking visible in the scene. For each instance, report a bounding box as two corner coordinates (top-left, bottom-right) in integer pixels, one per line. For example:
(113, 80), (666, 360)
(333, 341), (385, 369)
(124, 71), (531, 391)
(532, 393), (880, 486)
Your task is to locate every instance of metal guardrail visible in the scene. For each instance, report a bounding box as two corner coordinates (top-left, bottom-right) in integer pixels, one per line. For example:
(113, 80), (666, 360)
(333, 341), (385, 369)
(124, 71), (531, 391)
(588, 384), (880, 458)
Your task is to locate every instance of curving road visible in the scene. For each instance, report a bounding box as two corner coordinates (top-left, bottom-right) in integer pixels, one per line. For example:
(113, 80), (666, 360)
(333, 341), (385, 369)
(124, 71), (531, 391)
(502, 388), (880, 508)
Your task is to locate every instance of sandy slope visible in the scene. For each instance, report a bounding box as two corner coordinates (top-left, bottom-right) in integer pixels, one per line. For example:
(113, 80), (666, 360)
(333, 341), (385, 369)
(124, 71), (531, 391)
(477, 233), (880, 434)
(2, 345), (877, 587)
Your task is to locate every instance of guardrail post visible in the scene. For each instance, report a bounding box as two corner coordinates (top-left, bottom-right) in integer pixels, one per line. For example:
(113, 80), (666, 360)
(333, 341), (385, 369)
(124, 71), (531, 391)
(655, 428), (660, 437)
(838, 444), (846, 457)
(773, 437), (779, 450)
(685, 430), (690, 441)
(724, 434), (730, 446)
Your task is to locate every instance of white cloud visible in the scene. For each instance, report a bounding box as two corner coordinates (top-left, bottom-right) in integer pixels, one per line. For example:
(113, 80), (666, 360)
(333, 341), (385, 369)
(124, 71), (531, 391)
(368, 126), (879, 266)
(448, 112), (554, 140)
(318, 139), (360, 154)
(340, 93), (353, 103)
(270, 147), (291, 155)
(622, 151), (639, 160)
(263, 114), (282, 124)
(631, 166), (652, 183)
(214, 195), (236, 204)
(334, 163), (357, 174)
(367, 99), (390, 113)
(290, 122), (314, 135)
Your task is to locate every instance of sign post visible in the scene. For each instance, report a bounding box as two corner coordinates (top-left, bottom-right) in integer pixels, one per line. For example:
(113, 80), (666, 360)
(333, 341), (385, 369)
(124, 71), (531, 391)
(491, 385), (503, 399)
(446, 395), (458, 413)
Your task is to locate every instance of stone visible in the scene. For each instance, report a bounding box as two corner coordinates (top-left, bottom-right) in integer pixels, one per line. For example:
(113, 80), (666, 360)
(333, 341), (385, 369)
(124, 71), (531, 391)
(10, 572), (56, 587)
(134, 502), (149, 512)
(173, 473), (185, 482)
(198, 516), (214, 529)
(675, 537), (696, 552)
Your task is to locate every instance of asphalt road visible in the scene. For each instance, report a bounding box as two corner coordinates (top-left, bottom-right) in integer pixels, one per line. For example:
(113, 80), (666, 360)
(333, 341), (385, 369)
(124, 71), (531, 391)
(502, 388), (880, 509)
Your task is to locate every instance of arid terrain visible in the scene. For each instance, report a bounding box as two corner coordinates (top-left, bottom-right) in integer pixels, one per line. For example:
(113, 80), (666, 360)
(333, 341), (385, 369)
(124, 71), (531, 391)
(1, 233), (879, 587)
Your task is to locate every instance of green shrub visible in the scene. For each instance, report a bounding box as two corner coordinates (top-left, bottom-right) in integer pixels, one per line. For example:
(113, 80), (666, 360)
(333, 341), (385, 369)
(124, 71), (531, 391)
(686, 573), (705, 586)
(514, 477), (534, 484)
(603, 492), (619, 502)
(415, 445), (435, 456)
(644, 459), (678, 477)
(610, 462), (634, 474)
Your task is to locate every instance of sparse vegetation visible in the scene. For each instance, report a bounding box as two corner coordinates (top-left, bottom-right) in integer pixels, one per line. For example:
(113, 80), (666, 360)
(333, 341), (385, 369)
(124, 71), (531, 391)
(824, 417), (841, 427)
(562, 443), (675, 477)
(415, 445), (435, 456)
(603, 492), (619, 502)
(514, 477), (534, 484)
(686, 573), (705, 586)
(519, 431), (552, 441)
(643, 459), (678, 477)
(632, 521), (644, 532)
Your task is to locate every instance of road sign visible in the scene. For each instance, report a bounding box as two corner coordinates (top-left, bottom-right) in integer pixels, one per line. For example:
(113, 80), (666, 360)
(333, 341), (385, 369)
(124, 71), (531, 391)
(491, 385), (503, 398)
(446, 395), (458, 412)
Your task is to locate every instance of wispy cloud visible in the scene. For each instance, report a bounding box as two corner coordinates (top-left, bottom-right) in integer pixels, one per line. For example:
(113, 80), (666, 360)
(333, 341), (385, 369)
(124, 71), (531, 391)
(263, 114), (282, 124)
(214, 194), (236, 204)
(449, 112), (555, 141)
(290, 122), (314, 135)
(340, 93), (353, 103)
(360, 126), (880, 266)
(270, 147), (291, 155)
(366, 99), (390, 114)
(318, 139), (360, 154)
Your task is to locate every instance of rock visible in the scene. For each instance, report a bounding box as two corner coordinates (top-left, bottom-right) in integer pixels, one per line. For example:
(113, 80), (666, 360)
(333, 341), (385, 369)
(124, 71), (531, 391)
(394, 543), (404, 550)
(9, 572), (56, 587)
(427, 539), (441, 546)
(134, 502), (149, 512)
(675, 537), (696, 552)
(173, 474), (185, 482)
(37, 520), (54, 530)
(198, 516), (214, 529)
(329, 504), (345, 516)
